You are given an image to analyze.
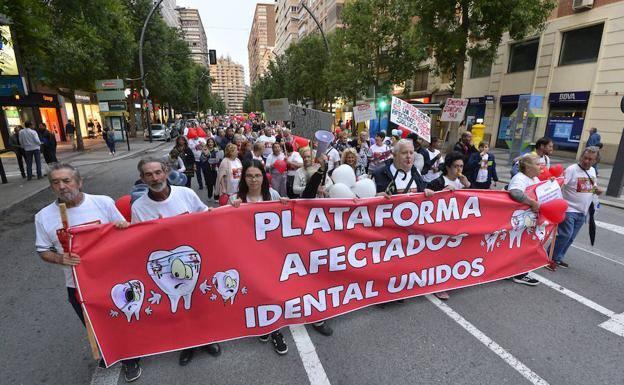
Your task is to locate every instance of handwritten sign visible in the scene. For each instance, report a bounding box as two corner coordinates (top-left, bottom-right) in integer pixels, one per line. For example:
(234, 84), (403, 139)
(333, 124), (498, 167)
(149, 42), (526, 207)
(263, 98), (290, 121)
(289, 105), (334, 138)
(390, 97), (431, 142)
(441, 98), (469, 122)
(353, 103), (377, 123)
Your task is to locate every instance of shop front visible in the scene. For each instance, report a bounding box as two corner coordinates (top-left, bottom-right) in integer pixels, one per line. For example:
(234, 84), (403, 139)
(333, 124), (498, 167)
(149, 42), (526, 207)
(545, 91), (589, 152)
(465, 95), (494, 130)
(62, 92), (101, 138)
(496, 94), (520, 149)
(0, 93), (63, 151)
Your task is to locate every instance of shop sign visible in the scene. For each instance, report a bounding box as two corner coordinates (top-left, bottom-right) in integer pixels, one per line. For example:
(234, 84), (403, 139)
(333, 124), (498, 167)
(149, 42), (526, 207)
(75, 94), (91, 103)
(96, 79), (124, 90)
(0, 76), (25, 96)
(108, 101), (127, 111)
(97, 90), (126, 102)
(548, 91), (590, 104)
(500, 95), (520, 105)
(485, 95), (495, 104)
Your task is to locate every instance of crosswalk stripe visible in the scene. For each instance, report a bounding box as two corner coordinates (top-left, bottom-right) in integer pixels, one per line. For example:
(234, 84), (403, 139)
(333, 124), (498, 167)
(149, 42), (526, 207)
(290, 325), (331, 385)
(572, 244), (624, 268)
(595, 220), (624, 236)
(426, 295), (550, 385)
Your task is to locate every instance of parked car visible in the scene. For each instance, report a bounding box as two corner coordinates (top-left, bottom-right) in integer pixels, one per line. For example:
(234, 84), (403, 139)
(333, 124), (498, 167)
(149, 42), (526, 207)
(144, 124), (172, 141)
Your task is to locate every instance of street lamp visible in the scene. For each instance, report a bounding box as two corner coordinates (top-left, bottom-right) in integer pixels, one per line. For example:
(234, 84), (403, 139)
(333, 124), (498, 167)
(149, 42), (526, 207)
(139, 0), (164, 143)
(299, 1), (330, 55)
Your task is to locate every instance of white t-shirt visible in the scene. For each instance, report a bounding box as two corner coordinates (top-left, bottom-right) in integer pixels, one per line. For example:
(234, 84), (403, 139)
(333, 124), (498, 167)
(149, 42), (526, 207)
(443, 176), (464, 190)
(369, 143), (392, 170)
(476, 154), (489, 183)
(286, 152), (303, 176)
(224, 158), (243, 195)
(188, 137), (206, 161)
(228, 188), (281, 204)
(257, 135), (276, 158)
(131, 186), (208, 224)
(35, 194), (125, 288)
(538, 154), (551, 169)
(325, 147), (341, 173)
(266, 152), (285, 170)
(562, 164), (597, 214)
(508, 172), (540, 192)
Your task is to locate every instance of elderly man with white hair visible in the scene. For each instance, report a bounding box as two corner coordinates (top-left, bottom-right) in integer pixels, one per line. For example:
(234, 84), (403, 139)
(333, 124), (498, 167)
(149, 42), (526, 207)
(373, 139), (434, 197)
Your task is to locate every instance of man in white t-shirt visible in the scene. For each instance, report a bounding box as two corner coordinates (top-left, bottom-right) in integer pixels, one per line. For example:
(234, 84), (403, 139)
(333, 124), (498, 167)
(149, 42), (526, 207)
(130, 157), (221, 366)
(256, 127), (276, 160)
(34, 163), (142, 382)
(548, 147), (603, 270)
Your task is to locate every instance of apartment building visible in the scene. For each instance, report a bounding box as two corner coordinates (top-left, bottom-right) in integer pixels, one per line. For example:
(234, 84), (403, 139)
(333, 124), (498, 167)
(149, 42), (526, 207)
(461, 0), (624, 163)
(213, 57), (247, 113)
(177, 7), (209, 68)
(160, 0), (180, 29)
(248, 3), (277, 85)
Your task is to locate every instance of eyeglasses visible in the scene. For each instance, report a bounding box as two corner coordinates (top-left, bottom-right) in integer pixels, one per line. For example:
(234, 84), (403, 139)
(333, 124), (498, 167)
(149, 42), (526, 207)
(245, 174), (263, 180)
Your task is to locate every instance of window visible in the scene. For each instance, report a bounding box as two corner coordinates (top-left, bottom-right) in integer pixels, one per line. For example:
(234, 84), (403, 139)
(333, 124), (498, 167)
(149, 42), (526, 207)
(559, 24), (603, 66)
(508, 39), (539, 73)
(470, 56), (492, 78)
(412, 70), (428, 91)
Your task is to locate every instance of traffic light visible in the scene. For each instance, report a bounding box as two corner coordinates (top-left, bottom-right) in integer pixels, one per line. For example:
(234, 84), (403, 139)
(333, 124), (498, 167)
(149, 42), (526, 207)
(376, 96), (389, 112)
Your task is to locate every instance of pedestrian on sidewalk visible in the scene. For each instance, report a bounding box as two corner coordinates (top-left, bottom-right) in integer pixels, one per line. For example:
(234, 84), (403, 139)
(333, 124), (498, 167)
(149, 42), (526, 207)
(8, 126), (26, 178)
(131, 157), (221, 366)
(34, 163), (142, 382)
(18, 121), (43, 180)
(548, 146), (603, 271)
(103, 126), (116, 155)
(467, 141), (498, 189)
(65, 120), (76, 150)
(506, 154), (541, 286)
(38, 123), (58, 164)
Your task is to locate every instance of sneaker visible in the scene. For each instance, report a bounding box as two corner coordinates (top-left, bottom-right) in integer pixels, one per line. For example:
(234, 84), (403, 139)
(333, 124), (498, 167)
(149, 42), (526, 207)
(258, 334), (270, 343)
(123, 360), (142, 382)
(434, 291), (450, 300)
(545, 261), (557, 271)
(270, 331), (288, 355)
(556, 261), (569, 268)
(312, 322), (333, 336)
(512, 275), (539, 286)
(178, 348), (194, 366)
(204, 343), (221, 357)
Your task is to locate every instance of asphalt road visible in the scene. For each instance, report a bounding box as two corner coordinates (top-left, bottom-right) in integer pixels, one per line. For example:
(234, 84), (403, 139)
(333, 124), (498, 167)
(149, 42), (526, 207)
(1, 149), (623, 385)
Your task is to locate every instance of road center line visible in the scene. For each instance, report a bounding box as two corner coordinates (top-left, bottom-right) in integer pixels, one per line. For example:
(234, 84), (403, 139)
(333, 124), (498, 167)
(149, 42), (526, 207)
(289, 325), (331, 385)
(571, 244), (624, 268)
(595, 220), (624, 236)
(426, 295), (550, 385)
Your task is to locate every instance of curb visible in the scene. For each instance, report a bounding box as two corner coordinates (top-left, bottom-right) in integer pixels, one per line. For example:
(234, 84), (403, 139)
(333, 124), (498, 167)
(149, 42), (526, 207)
(497, 177), (624, 210)
(0, 142), (167, 216)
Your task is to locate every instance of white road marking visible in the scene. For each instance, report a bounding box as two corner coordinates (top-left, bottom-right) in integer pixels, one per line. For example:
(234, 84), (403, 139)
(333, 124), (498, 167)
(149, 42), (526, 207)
(571, 244), (624, 268)
(530, 273), (624, 337)
(90, 365), (120, 385)
(596, 220), (624, 236)
(426, 295), (550, 385)
(289, 325), (331, 385)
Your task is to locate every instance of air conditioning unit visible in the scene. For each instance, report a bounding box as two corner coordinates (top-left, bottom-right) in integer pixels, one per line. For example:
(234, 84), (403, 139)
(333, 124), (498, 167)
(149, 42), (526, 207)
(572, 0), (594, 11)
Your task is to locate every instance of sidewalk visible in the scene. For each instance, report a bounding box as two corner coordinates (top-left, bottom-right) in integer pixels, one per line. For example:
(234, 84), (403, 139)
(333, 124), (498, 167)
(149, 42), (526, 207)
(0, 136), (168, 214)
(490, 148), (624, 209)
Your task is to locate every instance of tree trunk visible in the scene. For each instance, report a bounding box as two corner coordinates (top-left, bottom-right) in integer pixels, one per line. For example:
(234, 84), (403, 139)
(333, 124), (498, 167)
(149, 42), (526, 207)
(67, 91), (85, 151)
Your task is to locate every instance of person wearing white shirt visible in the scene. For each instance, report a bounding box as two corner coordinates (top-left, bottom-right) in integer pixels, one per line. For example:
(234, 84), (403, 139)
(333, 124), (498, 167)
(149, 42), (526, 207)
(18, 121), (43, 180)
(549, 147), (603, 270)
(130, 157), (221, 366)
(256, 128), (276, 160)
(188, 136), (207, 190)
(285, 142), (303, 198)
(34, 163), (141, 382)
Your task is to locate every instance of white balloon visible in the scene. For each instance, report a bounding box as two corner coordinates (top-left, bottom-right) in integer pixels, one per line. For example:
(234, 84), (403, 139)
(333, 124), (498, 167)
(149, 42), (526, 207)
(328, 183), (356, 198)
(331, 164), (356, 187)
(352, 178), (377, 198)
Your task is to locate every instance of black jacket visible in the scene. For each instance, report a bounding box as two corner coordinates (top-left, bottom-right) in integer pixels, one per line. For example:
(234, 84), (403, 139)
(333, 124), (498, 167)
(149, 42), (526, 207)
(453, 141), (478, 173)
(467, 152), (498, 185)
(373, 160), (426, 195)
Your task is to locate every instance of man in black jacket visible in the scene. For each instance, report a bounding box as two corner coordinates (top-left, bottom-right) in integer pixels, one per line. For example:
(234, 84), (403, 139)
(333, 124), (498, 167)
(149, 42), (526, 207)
(374, 139), (434, 197)
(453, 131), (478, 174)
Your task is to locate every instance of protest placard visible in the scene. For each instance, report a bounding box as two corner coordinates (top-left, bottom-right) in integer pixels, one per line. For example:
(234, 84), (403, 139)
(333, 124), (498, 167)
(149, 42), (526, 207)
(353, 103), (377, 123)
(72, 188), (553, 366)
(289, 105), (333, 138)
(389, 97), (431, 142)
(262, 98), (290, 121)
(441, 98), (469, 122)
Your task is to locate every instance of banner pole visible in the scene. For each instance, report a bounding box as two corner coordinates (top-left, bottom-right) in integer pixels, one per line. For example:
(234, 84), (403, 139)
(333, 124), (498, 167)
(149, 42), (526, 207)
(60, 203), (101, 360)
(548, 225), (558, 260)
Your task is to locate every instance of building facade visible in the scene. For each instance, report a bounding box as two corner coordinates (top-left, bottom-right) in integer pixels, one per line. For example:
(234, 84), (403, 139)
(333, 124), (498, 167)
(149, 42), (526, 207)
(160, 0), (180, 29)
(177, 7), (209, 68)
(212, 57), (247, 113)
(297, 0), (346, 38)
(274, 0), (301, 56)
(248, 3), (276, 85)
(461, 0), (624, 163)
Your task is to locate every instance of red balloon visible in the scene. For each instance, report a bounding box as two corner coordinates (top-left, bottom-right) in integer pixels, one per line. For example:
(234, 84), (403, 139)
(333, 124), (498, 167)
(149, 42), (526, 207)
(273, 159), (288, 174)
(538, 168), (551, 181)
(196, 128), (206, 138)
(335, 127), (342, 135)
(115, 195), (132, 222)
(187, 127), (197, 139)
(293, 136), (309, 149)
(549, 164), (563, 178)
(540, 199), (568, 224)
(400, 127), (409, 138)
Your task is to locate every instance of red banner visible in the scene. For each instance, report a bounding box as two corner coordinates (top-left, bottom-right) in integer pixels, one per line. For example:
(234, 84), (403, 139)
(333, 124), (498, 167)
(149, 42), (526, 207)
(71, 190), (553, 366)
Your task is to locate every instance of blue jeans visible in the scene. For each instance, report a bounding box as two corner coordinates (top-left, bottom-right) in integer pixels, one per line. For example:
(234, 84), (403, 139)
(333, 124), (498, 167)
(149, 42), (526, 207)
(24, 149), (42, 179)
(552, 212), (586, 262)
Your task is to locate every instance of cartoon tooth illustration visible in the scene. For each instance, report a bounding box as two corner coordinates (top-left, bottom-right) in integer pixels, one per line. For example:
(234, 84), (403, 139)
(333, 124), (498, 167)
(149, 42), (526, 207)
(146, 246), (201, 313)
(509, 209), (537, 248)
(110, 280), (145, 322)
(212, 269), (240, 305)
(484, 230), (502, 252)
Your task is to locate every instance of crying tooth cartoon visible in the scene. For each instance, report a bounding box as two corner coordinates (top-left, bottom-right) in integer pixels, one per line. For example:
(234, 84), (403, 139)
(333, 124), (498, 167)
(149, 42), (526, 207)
(110, 280), (145, 322)
(146, 246), (201, 313)
(212, 269), (240, 305)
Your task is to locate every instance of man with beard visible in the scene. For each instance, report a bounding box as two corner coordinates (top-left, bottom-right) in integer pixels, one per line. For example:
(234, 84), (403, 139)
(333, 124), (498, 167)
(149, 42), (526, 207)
(130, 157), (222, 366)
(34, 163), (142, 382)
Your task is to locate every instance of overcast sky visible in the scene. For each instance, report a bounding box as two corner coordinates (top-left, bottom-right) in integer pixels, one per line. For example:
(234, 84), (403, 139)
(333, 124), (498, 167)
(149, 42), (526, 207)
(178, 0), (257, 85)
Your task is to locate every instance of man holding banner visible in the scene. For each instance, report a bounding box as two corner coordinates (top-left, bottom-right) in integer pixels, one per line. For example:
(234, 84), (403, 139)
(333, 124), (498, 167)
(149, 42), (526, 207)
(34, 163), (142, 382)
(130, 157), (222, 367)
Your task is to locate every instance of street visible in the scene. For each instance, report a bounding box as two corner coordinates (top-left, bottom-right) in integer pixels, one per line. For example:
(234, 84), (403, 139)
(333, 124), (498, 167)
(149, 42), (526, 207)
(1, 147), (623, 385)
